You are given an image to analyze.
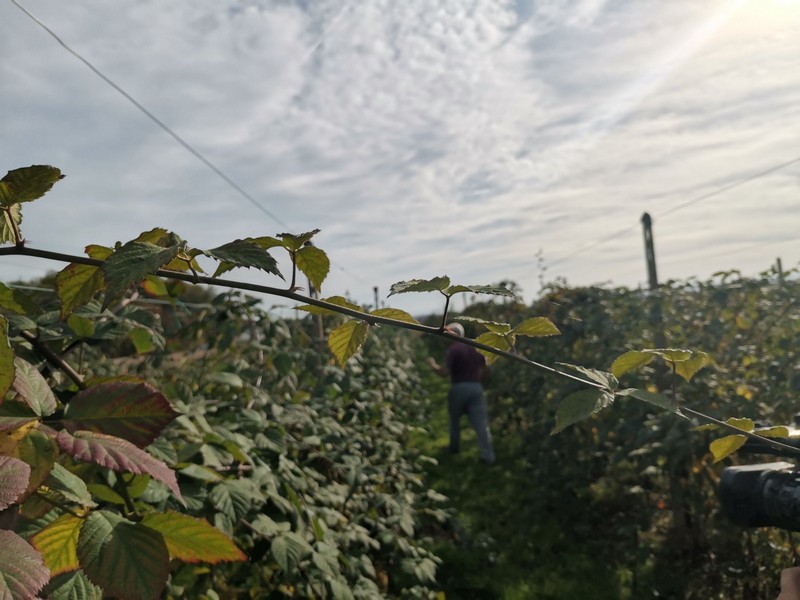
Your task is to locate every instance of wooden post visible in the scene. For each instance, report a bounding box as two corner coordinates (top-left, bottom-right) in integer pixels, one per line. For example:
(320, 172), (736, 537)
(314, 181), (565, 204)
(373, 286), (379, 310)
(641, 212), (658, 291)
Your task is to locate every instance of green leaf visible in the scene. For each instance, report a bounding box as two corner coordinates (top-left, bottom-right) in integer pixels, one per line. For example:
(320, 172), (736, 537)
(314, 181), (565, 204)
(558, 363), (618, 390)
(511, 317), (560, 337)
(448, 284), (518, 300)
(616, 388), (681, 414)
(551, 389), (615, 435)
(278, 229), (320, 252)
(0, 530), (49, 599)
(0, 455), (31, 509)
(0, 165), (64, 206)
(475, 331), (511, 364)
(610, 351), (655, 379)
(206, 239), (283, 279)
(31, 512), (83, 576)
(271, 531), (313, 573)
(78, 510), (170, 600)
(101, 241), (182, 304)
(141, 511), (246, 563)
(41, 569), (103, 600)
(0, 282), (40, 315)
(710, 434), (748, 463)
(673, 351), (711, 382)
(12, 357), (57, 416)
(0, 315), (16, 399)
(62, 380), (180, 448)
(328, 320), (370, 366)
(209, 480), (254, 520)
(388, 277), (450, 296)
(15, 428), (57, 498)
(67, 314), (96, 338)
(0, 203), (22, 245)
(55, 263), (106, 319)
(295, 244), (330, 291)
(43, 463), (96, 508)
(55, 430), (184, 504)
(370, 308), (419, 324)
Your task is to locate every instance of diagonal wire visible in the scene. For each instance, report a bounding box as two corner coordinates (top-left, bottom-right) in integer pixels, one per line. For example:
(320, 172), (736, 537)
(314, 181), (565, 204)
(548, 153), (800, 268)
(9, 0), (290, 228)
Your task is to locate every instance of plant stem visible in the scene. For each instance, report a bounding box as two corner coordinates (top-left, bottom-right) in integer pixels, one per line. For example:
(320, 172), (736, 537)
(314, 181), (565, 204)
(20, 329), (86, 390)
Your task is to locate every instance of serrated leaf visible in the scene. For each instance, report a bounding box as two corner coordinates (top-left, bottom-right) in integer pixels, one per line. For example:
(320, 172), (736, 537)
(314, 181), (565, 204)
(62, 381), (179, 448)
(55, 430), (183, 504)
(278, 229), (320, 251)
(44, 463), (96, 508)
(551, 389), (615, 435)
(141, 511), (246, 564)
(12, 357), (57, 416)
(31, 512), (83, 576)
(0, 530), (49, 599)
(0, 165), (63, 206)
(15, 428), (57, 498)
(448, 284), (518, 299)
(610, 351), (655, 379)
(328, 320), (370, 367)
(673, 351), (711, 382)
(209, 480), (254, 520)
(558, 363), (618, 390)
(617, 388), (680, 414)
(271, 531), (313, 572)
(206, 239), (283, 279)
(710, 434), (748, 463)
(67, 314), (95, 338)
(0, 316), (15, 399)
(102, 241), (182, 304)
(78, 510), (170, 600)
(512, 317), (560, 337)
(55, 263), (106, 319)
(388, 277), (451, 296)
(0, 204), (22, 244)
(41, 569), (103, 600)
(370, 308), (419, 324)
(296, 245), (330, 291)
(475, 331), (510, 365)
(0, 203), (22, 245)
(0, 455), (31, 509)
(0, 282), (39, 315)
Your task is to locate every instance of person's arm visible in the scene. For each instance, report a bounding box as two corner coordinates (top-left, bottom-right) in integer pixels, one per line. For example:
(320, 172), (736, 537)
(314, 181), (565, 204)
(426, 355), (450, 378)
(778, 567), (800, 599)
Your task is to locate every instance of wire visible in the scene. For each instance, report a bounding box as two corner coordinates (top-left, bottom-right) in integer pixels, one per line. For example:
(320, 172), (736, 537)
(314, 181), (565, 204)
(9, 0), (290, 229)
(548, 153), (800, 269)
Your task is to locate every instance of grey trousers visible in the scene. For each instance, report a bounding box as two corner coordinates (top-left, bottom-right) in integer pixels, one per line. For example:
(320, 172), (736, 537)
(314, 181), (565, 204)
(448, 382), (495, 464)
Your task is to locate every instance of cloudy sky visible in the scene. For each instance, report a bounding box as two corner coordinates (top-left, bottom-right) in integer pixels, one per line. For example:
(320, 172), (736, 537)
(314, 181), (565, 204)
(1, 0), (798, 316)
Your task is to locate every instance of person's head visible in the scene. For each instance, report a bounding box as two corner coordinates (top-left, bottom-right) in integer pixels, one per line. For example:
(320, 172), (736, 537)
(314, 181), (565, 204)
(446, 322), (465, 337)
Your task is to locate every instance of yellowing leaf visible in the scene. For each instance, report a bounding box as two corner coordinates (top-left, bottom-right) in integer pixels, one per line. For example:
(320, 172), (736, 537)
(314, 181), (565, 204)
(475, 332), (510, 364)
(370, 308), (418, 324)
(726, 417), (754, 432)
(610, 351), (655, 379)
(512, 317), (560, 338)
(710, 434), (747, 463)
(673, 351), (711, 382)
(141, 511), (246, 563)
(31, 513), (83, 576)
(296, 244), (330, 291)
(328, 321), (369, 367)
(0, 316), (15, 399)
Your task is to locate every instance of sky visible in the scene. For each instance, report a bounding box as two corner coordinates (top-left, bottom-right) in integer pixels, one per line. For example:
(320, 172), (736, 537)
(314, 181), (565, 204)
(1, 0), (798, 317)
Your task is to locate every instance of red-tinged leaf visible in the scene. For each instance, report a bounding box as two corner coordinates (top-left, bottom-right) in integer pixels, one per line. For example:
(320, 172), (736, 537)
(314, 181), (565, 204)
(31, 512), (83, 576)
(0, 315), (15, 400)
(55, 263), (106, 319)
(55, 430), (184, 504)
(141, 511), (246, 564)
(0, 530), (49, 599)
(11, 357), (57, 416)
(63, 380), (180, 448)
(0, 455), (31, 509)
(78, 510), (170, 600)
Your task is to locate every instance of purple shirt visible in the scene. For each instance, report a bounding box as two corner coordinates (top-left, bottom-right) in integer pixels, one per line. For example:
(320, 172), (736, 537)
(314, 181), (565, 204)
(445, 342), (487, 384)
